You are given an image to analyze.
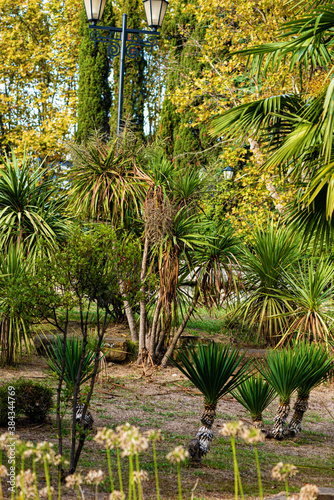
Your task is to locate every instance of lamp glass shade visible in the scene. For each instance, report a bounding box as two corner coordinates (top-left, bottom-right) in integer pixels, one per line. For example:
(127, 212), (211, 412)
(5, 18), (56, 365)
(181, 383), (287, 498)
(223, 166), (234, 180)
(143, 0), (168, 29)
(84, 0), (107, 23)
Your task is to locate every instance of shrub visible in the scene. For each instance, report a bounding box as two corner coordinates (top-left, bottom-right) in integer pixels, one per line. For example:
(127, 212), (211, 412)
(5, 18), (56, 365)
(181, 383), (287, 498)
(0, 379), (53, 425)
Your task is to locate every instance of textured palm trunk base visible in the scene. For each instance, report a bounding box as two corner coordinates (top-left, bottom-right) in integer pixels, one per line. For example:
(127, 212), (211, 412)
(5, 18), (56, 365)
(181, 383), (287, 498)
(287, 398), (309, 437)
(270, 403), (290, 440)
(252, 416), (266, 433)
(188, 404), (216, 465)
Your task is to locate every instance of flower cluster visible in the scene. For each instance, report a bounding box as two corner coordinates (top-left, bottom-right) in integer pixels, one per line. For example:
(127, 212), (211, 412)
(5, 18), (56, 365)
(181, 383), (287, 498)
(299, 484), (319, 500)
(116, 423), (149, 457)
(85, 469), (105, 485)
(65, 473), (83, 489)
(272, 462), (298, 481)
(241, 426), (265, 444)
(166, 445), (189, 464)
(133, 470), (149, 483)
(94, 428), (119, 449)
(145, 429), (164, 442)
(219, 421), (245, 438)
(16, 469), (36, 499)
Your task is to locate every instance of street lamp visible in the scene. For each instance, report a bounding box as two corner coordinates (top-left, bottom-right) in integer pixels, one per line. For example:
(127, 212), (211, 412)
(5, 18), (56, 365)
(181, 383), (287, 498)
(84, 0), (168, 135)
(223, 166), (235, 181)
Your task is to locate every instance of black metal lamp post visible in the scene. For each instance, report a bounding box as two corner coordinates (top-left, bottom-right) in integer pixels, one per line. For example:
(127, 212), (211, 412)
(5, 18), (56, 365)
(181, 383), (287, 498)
(84, 0), (168, 135)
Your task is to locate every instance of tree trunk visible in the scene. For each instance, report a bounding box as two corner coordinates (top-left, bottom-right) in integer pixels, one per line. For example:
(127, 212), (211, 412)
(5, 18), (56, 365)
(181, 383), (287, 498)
(287, 396), (309, 437)
(270, 402), (290, 440)
(138, 235), (149, 361)
(188, 402), (216, 466)
(160, 288), (200, 368)
(119, 280), (138, 342)
(252, 416), (266, 433)
(149, 297), (162, 357)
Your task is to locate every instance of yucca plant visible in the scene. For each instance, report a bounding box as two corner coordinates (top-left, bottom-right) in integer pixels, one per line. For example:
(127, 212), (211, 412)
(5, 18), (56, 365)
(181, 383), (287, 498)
(236, 220), (300, 345)
(277, 258), (334, 346)
(232, 373), (277, 432)
(0, 151), (70, 256)
(0, 244), (32, 365)
(45, 335), (102, 392)
(260, 348), (307, 440)
(287, 341), (334, 437)
(170, 343), (250, 464)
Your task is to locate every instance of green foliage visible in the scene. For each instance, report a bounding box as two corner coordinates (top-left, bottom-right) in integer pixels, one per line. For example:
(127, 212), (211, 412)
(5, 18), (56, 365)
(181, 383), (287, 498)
(0, 245), (32, 365)
(45, 335), (99, 392)
(278, 258), (334, 346)
(260, 348), (308, 405)
(68, 131), (148, 225)
(0, 379), (53, 425)
(77, 3), (114, 141)
(235, 220), (300, 344)
(293, 341), (334, 399)
(170, 343), (250, 405)
(232, 373), (277, 421)
(0, 151), (70, 255)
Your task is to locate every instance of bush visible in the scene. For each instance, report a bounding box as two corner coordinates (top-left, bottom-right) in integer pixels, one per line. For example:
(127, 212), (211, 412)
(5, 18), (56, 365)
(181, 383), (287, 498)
(0, 379), (53, 425)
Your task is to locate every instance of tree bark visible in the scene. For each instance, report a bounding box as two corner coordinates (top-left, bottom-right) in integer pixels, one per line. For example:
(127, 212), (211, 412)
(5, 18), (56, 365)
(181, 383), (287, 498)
(119, 280), (138, 341)
(269, 403), (290, 440)
(160, 287), (200, 368)
(138, 235), (149, 362)
(287, 397), (309, 437)
(188, 402), (216, 465)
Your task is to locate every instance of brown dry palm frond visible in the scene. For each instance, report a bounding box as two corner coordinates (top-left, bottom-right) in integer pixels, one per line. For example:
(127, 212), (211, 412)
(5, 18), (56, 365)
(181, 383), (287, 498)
(68, 131), (150, 224)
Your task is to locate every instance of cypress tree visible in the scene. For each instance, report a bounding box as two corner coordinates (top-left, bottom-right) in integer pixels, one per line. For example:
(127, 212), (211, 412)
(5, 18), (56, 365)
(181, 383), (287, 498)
(77, 3), (115, 142)
(110, 0), (146, 136)
(160, 2), (214, 166)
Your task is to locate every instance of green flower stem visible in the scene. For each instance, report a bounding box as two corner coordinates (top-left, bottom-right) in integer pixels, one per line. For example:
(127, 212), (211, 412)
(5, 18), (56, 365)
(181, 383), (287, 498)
(106, 447), (115, 492)
(116, 447), (124, 498)
(237, 467), (244, 500)
(231, 436), (238, 500)
(253, 444), (263, 500)
(75, 484), (81, 500)
(20, 457), (25, 496)
(152, 440), (160, 500)
(129, 454), (137, 500)
(135, 454), (143, 500)
(33, 458), (39, 500)
(285, 478), (290, 499)
(44, 458), (52, 500)
(177, 463), (182, 500)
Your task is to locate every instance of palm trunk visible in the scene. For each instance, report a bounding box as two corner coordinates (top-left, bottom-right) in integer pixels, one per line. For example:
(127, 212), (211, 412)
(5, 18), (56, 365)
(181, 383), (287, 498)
(270, 402), (290, 440)
(252, 416), (266, 433)
(287, 396), (309, 437)
(188, 402), (216, 465)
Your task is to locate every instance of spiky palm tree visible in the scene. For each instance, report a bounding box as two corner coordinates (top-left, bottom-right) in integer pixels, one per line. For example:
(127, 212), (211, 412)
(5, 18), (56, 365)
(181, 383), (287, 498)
(0, 152), (70, 256)
(232, 373), (277, 432)
(0, 245), (32, 365)
(236, 220), (300, 345)
(68, 130), (150, 225)
(287, 341), (334, 436)
(260, 348), (307, 440)
(171, 343), (250, 464)
(277, 258), (334, 346)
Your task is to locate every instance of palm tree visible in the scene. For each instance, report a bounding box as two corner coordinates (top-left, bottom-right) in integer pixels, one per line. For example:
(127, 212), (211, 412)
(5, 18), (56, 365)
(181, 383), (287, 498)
(210, 4), (334, 244)
(235, 220), (299, 345)
(260, 348), (307, 439)
(287, 341), (334, 436)
(277, 258), (334, 346)
(232, 373), (277, 432)
(170, 343), (250, 464)
(0, 245), (32, 365)
(0, 152), (70, 256)
(67, 130), (150, 225)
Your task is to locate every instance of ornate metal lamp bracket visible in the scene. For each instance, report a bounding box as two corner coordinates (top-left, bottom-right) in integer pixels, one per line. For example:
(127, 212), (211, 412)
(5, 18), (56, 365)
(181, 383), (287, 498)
(89, 25), (159, 59)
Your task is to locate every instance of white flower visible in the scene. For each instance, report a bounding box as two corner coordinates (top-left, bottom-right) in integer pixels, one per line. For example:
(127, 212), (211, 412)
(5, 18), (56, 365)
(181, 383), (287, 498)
(116, 423), (149, 457)
(133, 470), (149, 483)
(0, 465), (8, 478)
(65, 473), (83, 489)
(300, 484), (319, 500)
(219, 421), (245, 438)
(39, 486), (55, 498)
(166, 445), (189, 464)
(272, 462), (298, 481)
(85, 469), (105, 484)
(241, 426), (265, 444)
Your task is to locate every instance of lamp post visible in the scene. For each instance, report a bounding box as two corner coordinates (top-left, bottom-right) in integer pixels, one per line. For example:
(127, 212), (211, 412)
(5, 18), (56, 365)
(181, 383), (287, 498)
(83, 0), (168, 135)
(223, 165), (235, 181)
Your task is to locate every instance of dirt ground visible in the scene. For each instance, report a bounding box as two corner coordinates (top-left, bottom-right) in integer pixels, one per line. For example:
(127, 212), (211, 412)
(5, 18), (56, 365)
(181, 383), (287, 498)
(1, 323), (334, 500)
